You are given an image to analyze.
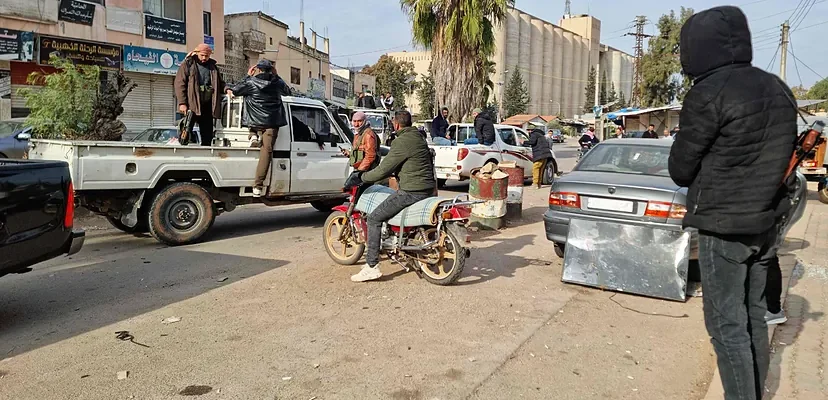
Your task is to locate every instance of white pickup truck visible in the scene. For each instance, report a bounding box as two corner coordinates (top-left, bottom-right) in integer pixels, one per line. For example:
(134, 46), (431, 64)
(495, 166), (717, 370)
(28, 96), (355, 246)
(430, 123), (558, 186)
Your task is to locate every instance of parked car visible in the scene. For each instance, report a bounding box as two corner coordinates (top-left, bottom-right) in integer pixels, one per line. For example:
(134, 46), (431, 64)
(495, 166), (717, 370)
(550, 130), (565, 143)
(0, 118), (33, 159)
(130, 126), (201, 145)
(543, 138), (807, 259)
(0, 159), (85, 277)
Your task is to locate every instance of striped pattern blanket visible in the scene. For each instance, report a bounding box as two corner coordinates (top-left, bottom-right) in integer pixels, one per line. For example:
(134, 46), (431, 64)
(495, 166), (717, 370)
(355, 185), (449, 227)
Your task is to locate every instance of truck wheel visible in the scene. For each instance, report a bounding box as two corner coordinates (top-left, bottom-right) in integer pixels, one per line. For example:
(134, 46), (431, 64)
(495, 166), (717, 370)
(437, 178), (448, 188)
(311, 199), (343, 212)
(543, 161), (558, 185)
(819, 181), (828, 204)
(148, 183), (216, 246)
(106, 215), (149, 234)
(554, 243), (565, 258)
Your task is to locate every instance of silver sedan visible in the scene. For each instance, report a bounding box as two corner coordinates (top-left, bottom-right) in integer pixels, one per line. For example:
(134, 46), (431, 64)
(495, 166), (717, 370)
(543, 138), (806, 259)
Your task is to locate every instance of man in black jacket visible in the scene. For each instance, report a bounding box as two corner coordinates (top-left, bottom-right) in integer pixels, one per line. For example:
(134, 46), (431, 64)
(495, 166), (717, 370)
(528, 128), (553, 188)
(668, 6), (797, 399)
(227, 60), (291, 197)
(642, 124), (658, 139)
(473, 108), (495, 145)
(432, 107), (451, 145)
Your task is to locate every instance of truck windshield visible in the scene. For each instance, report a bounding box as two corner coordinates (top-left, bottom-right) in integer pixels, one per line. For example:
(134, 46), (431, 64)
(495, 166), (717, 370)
(0, 121), (24, 138)
(365, 115), (385, 130)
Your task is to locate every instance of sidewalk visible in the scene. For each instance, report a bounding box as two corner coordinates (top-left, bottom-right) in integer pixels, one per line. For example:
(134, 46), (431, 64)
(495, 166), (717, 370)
(704, 186), (828, 399)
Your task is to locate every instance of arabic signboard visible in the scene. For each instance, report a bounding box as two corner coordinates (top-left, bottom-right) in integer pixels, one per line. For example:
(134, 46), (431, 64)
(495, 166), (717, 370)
(0, 29), (34, 61)
(204, 35), (215, 51)
(58, 0), (95, 26)
(145, 15), (186, 45)
(123, 45), (186, 76)
(38, 35), (122, 71)
(106, 7), (142, 35)
(0, 70), (11, 98)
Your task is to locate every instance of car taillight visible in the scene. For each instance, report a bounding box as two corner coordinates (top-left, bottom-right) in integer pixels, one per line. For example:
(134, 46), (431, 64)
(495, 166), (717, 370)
(802, 160), (816, 167)
(458, 148), (470, 161)
(549, 192), (581, 208)
(644, 201), (687, 219)
(64, 181), (75, 229)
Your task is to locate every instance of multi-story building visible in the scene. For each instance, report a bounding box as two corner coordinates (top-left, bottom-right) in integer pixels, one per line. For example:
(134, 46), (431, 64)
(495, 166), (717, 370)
(386, 8), (635, 119)
(224, 12), (330, 101)
(0, 0), (225, 132)
(385, 51), (431, 117)
(331, 68), (377, 108)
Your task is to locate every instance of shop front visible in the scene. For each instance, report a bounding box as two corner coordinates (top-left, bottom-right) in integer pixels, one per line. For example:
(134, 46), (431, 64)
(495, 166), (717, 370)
(121, 45), (187, 133)
(1, 28), (36, 118)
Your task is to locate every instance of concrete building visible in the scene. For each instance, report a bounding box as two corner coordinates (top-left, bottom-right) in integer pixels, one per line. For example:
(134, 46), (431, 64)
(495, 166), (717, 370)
(331, 68), (377, 107)
(0, 0), (224, 132)
(225, 12), (331, 101)
(386, 51), (432, 117)
(599, 44), (636, 105)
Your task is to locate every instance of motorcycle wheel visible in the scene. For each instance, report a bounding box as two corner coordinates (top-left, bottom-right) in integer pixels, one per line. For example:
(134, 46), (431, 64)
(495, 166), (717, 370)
(415, 227), (466, 286)
(323, 211), (365, 265)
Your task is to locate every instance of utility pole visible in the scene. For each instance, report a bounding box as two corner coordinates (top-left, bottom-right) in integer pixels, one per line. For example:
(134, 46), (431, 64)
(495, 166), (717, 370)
(780, 20), (790, 83)
(594, 63), (603, 140)
(625, 16), (652, 108)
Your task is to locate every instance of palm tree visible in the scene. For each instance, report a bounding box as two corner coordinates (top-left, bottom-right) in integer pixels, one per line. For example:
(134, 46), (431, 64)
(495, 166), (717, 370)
(478, 59), (496, 108)
(401, 0), (513, 120)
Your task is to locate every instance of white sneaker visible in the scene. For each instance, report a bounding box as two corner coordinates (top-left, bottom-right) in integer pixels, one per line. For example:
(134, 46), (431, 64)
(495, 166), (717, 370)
(351, 265), (382, 282)
(252, 187), (263, 197)
(765, 310), (788, 325)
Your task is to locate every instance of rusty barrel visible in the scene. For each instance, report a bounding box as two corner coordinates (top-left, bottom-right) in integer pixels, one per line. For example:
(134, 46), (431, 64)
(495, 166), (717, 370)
(469, 173), (508, 230)
(499, 166), (524, 220)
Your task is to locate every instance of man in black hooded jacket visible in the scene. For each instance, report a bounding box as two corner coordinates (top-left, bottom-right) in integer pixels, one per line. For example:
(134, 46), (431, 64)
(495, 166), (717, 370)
(668, 6), (797, 399)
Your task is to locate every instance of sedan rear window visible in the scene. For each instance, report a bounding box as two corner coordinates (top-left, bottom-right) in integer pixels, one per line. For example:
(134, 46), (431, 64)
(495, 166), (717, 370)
(576, 144), (671, 177)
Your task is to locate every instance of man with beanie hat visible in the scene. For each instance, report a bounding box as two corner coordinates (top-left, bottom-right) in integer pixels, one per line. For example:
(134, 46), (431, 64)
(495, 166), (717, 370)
(472, 108), (495, 146)
(669, 6), (798, 399)
(175, 43), (226, 146)
(227, 59), (291, 197)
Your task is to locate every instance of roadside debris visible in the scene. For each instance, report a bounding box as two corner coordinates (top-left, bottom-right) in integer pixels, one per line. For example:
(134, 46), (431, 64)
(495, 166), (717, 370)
(282, 377), (292, 381)
(115, 331), (150, 348)
(179, 385), (213, 396)
(117, 371), (129, 380)
(162, 317), (182, 324)
(217, 277), (229, 282)
(471, 162), (510, 180)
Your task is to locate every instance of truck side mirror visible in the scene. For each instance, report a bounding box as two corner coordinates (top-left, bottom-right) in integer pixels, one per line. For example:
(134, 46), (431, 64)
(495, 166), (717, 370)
(16, 132), (31, 141)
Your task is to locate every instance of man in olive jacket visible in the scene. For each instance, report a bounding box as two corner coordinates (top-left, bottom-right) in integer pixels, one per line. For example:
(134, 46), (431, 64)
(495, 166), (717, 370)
(350, 111), (436, 282)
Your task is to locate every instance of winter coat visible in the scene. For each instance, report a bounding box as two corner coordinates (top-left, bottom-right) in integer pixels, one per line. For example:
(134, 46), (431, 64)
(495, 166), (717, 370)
(174, 57), (226, 118)
(432, 115), (449, 138)
(362, 95), (377, 109)
(668, 5), (798, 236)
(230, 72), (291, 129)
(474, 113), (496, 146)
(362, 126), (436, 192)
(578, 133), (599, 147)
(528, 129), (553, 161)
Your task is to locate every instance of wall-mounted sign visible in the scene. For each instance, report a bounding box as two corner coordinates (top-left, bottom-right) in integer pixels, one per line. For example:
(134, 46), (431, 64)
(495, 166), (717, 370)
(0, 70), (11, 98)
(106, 6), (142, 35)
(58, 0), (95, 26)
(0, 1), (59, 23)
(0, 29), (34, 61)
(204, 35), (214, 51)
(123, 45), (187, 76)
(145, 15), (186, 45)
(38, 35), (122, 71)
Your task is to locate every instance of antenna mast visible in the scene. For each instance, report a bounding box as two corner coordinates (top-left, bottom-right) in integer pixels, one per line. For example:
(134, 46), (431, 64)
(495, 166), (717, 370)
(625, 16), (652, 107)
(564, 0), (571, 17)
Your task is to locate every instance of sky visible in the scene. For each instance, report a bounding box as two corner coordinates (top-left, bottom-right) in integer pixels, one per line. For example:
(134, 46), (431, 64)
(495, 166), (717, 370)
(226, 0), (828, 88)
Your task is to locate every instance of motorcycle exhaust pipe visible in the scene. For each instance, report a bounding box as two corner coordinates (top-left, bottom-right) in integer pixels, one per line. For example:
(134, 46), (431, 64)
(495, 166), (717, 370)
(399, 240), (439, 251)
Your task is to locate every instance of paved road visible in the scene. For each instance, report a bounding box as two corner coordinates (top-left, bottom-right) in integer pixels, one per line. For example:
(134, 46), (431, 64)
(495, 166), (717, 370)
(0, 142), (715, 400)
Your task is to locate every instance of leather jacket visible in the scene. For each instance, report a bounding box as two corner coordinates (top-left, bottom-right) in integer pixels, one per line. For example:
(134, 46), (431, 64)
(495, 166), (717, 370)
(230, 72), (291, 129)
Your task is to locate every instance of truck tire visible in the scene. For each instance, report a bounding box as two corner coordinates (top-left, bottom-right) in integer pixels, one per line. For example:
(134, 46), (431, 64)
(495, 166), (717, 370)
(542, 160), (558, 185)
(106, 215), (149, 234)
(437, 178), (448, 188)
(311, 199), (343, 212)
(148, 183), (216, 246)
(819, 180), (828, 204)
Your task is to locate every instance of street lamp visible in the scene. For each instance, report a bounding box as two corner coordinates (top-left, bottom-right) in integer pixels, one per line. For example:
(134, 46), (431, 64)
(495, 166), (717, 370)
(549, 100), (561, 116)
(498, 69), (509, 123)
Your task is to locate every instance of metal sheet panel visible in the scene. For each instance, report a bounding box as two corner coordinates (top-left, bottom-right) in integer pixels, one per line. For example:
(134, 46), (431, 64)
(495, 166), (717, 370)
(151, 75), (176, 127)
(121, 73), (153, 134)
(562, 218), (690, 301)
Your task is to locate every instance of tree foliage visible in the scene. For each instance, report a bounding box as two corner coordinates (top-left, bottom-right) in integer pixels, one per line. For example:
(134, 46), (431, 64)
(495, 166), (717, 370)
(362, 55), (417, 108)
(417, 68), (436, 118)
(583, 67), (597, 113)
(478, 59), (496, 108)
(401, 0), (514, 120)
(639, 8), (694, 107)
(791, 85), (809, 99)
(503, 68), (529, 118)
(807, 78), (828, 101)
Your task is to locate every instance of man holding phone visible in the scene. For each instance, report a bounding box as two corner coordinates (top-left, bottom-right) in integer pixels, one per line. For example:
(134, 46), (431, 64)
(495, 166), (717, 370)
(340, 112), (380, 172)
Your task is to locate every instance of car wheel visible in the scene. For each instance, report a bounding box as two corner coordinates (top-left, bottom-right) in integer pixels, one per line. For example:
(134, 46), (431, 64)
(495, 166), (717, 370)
(148, 183), (216, 246)
(437, 178), (448, 188)
(819, 181), (828, 204)
(542, 160), (557, 185)
(554, 243), (565, 258)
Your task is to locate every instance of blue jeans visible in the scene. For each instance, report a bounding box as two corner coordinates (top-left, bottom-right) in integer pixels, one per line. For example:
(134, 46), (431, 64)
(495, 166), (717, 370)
(366, 189), (433, 266)
(699, 228), (778, 400)
(432, 136), (452, 146)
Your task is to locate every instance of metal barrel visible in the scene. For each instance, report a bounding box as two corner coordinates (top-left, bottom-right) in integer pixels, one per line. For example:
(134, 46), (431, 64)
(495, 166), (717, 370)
(499, 166), (524, 220)
(469, 174), (509, 230)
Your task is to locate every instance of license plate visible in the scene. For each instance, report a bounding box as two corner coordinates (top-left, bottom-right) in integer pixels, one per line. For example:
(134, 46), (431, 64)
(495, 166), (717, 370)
(588, 198), (634, 213)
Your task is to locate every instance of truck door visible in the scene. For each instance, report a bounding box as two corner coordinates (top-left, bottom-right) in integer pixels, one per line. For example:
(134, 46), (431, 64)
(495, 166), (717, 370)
(498, 127), (533, 175)
(288, 104), (352, 193)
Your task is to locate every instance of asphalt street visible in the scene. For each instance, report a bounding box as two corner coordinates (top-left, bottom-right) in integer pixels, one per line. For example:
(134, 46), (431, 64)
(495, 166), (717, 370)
(0, 142), (716, 400)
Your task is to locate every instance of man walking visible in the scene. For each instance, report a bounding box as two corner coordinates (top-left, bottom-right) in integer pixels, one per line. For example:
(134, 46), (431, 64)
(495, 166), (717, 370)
(432, 107), (451, 145)
(226, 60), (290, 197)
(473, 108), (496, 146)
(668, 6), (797, 399)
(175, 43), (226, 146)
(642, 124), (658, 139)
(528, 128), (553, 189)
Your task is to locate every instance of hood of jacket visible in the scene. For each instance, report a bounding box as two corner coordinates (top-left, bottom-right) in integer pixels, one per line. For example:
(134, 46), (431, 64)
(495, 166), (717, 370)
(680, 6), (752, 79)
(475, 113), (492, 123)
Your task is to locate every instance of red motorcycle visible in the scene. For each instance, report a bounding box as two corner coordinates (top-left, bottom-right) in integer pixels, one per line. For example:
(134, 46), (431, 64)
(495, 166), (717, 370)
(322, 183), (481, 285)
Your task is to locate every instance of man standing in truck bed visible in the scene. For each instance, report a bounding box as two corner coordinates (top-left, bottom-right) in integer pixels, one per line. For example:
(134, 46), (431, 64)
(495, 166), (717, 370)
(175, 43), (226, 146)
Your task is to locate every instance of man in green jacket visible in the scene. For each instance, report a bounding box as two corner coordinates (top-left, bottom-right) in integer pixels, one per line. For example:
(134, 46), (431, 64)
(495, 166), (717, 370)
(351, 111), (437, 282)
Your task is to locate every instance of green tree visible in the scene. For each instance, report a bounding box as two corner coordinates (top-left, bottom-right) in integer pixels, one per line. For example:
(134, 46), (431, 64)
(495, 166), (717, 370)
(19, 56), (99, 139)
(583, 66), (597, 113)
(599, 71), (609, 106)
(502, 68), (529, 118)
(617, 90), (628, 109)
(362, 55), (417, 108)
(606, 81), (619, 111)
(791, 85), (809, 99)
(807, 78), (828, 100)
(401, 0), (514, 120)
(640, 8), (694, 107)
(417, 69), (436, 118)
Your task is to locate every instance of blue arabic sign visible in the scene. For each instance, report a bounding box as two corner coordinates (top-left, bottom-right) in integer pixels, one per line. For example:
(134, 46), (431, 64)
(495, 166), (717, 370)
(123, 45), (186, 75)
(204, 35), (214, 51)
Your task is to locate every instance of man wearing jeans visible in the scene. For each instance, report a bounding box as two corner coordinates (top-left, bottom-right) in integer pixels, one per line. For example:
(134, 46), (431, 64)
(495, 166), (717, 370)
(668, 6), (797, 400)
(350, 111), (436, 282)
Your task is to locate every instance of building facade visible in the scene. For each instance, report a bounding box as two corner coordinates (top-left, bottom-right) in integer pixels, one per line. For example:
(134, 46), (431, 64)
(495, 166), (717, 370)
(385, 51), (431, 117)
(224, 12), (331, 101)
(331, 68), (377, 108)
(0, 0), (225, 132)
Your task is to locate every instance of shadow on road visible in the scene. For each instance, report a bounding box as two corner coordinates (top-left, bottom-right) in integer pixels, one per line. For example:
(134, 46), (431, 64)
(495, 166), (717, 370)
(206, 206), (329, 242)
(457, 234), (551, 285)
(0, 250), (288, 359)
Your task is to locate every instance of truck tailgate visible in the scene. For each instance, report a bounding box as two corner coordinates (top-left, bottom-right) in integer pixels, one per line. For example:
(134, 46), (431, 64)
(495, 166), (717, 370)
(432, 146), (459, 168)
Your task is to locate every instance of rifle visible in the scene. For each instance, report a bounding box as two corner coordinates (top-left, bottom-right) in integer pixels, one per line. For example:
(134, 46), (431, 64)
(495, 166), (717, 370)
(784, 120), (825, 183)
(178, 110), (196, 145)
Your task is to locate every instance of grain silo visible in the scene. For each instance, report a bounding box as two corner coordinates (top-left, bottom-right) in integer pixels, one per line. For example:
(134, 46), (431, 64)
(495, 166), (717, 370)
(541, 24), (555, 116)
(571, 35), (583, 117)
(625, 55), (635, 102)
(519, 13), (531, 74)
(529, 19), (544, 114)
(491, 13), (507, 105)
(580, 37), (591, 110)
(611, 51), (623, 102)
(551, 27), (564, 116)
(561, 31), (575, 118)
(505, 9), (520, 73)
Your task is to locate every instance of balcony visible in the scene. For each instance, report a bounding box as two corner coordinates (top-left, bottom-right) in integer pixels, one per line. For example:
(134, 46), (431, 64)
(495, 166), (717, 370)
(242, 30), (266, 53)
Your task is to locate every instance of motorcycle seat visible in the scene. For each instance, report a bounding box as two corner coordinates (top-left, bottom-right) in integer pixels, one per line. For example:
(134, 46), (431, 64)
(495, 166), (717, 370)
(355, 185), (451, 227)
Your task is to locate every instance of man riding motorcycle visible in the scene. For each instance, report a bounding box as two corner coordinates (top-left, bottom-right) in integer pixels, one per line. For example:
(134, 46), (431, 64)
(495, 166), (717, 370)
(347, 111), (437, 282)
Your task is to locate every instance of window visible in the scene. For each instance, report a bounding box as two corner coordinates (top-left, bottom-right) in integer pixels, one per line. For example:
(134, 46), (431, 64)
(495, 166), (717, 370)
(269, 37), (273, 45)
(308, 70), (312, 79)
(361, 84), (369, 93)
(144, 0), (185, 21)
(84, 0), (105, 4)
(515, 129), (530, 146)
(290, 67), (301, 85)
(203, 12), (211, 36)
(447, 125), (457, 140)
(576, 144), (671, 177)
(290, 106), (343, 144)
(498, 128), (516, 146)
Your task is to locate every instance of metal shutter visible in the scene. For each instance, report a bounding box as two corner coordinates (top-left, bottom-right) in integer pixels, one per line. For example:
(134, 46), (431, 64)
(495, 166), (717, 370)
(151, 75), (176, 127)
(120, 73), (153, 134)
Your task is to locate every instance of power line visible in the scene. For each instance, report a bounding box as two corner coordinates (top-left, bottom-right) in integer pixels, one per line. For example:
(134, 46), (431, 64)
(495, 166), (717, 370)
(766, 45), (780, 71)
(787, 47), (825, 80)
(788, 0), (810, 26)
(792, 19), (828, 32)
(789, 39), (804, 86)
(792, 0), (818, 31)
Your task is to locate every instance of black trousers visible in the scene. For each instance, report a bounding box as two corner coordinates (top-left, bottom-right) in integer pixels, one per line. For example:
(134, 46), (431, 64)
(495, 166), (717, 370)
(765, 255), (782, 314)
(197, 102), (214, 146)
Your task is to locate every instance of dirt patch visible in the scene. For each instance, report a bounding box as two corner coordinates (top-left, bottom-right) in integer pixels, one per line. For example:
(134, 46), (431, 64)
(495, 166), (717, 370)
(217, 152), (228, 159)
(389, 388), (422, 400)
(134, 149), (154, 158)
(445, 368), (464, 380)
(179, 385), (212, 396)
